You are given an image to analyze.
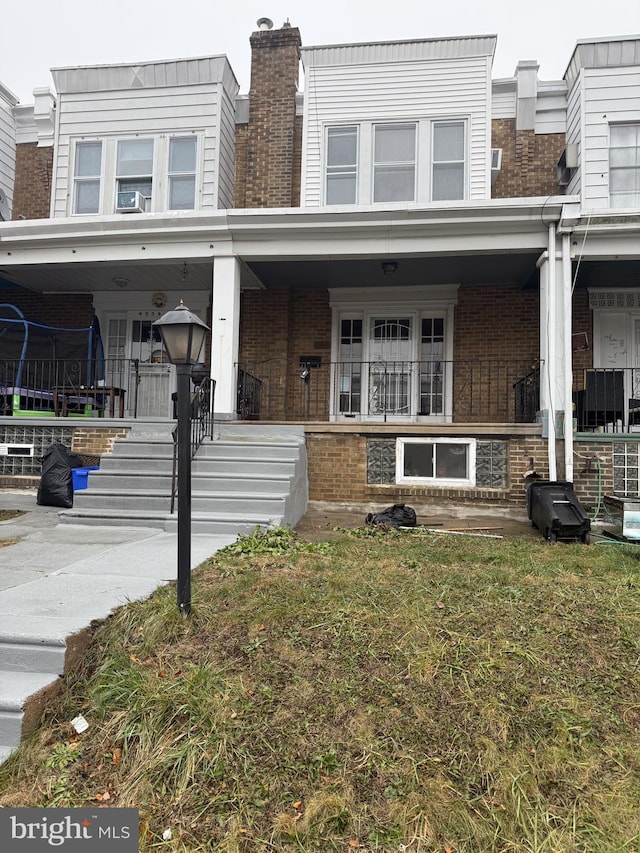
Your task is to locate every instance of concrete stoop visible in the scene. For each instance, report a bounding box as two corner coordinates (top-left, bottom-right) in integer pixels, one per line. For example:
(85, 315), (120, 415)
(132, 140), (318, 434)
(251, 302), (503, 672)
(59, 424), (309, 534)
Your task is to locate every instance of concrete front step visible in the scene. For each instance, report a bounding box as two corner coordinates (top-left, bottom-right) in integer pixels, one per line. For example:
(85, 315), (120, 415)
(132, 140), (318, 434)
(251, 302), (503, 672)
(58, 507), (170, 528)
(89, 471), (292, 494)
(164, 511), (277, 535)
(0, 635), (67, 673)
(72, 490), (287, 515)
(0, 670), (60, 752)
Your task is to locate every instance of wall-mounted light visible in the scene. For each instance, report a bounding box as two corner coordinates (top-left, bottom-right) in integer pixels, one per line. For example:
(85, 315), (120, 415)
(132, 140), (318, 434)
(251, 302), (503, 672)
(113, 276), (129, 289)
(381, 261), (398, 275)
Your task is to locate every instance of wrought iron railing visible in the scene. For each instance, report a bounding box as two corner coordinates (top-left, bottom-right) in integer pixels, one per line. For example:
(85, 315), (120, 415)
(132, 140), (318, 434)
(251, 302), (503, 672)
(0, 357), (186, 419)
(235, 358), (540, 423)
(170, 376), (215, 514)
(573, 367), (640, 433)
(513, 368), (540, 423)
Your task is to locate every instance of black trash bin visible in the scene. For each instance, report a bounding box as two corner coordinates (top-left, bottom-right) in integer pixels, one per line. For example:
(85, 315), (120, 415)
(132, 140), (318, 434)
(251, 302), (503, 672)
(526, 480), (591, 543)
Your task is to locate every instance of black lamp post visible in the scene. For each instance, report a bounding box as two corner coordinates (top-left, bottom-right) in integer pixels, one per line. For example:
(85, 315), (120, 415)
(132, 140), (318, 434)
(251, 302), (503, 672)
(153, 302), (209, 616)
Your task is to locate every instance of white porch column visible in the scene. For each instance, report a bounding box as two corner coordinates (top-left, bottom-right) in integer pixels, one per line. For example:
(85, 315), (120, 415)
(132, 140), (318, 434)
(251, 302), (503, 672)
(210, 256), (241, 420)
(538, 226), (570, 481)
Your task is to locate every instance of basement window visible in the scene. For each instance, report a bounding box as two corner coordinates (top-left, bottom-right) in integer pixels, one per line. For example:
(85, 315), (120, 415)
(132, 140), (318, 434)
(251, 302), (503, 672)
(396, 437), (476, 487)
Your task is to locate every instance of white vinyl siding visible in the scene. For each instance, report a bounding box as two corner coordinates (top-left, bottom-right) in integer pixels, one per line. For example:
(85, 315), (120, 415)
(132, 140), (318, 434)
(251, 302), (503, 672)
(0, 95), (16, 218)
(302, 54), (492, 207)
(570, 66), (640, 211)
(51, 57), (238, 217)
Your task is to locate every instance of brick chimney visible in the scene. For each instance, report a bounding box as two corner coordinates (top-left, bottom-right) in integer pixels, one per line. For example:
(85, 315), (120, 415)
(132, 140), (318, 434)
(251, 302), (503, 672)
(244, 19), (301, 208)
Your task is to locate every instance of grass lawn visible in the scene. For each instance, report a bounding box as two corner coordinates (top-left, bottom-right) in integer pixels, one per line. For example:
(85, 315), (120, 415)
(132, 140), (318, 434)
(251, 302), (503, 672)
(1, 525), (639, 852)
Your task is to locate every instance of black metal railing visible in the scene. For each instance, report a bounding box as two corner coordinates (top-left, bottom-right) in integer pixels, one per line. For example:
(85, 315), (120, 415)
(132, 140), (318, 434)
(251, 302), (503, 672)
(513, 367), (541, 423)
(235, 358), (540, 423)
(573, 367), (640, 433)
(170, 376), (215, 514)
(0, 357), (193, 419)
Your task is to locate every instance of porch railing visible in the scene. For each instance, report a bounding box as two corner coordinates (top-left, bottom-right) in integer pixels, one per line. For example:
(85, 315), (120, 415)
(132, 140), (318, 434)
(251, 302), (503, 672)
(0, 358), (178, 418)
(170, 376), (215, 514)
(573, 367), (640, 433)
(235, 358), (540, 423)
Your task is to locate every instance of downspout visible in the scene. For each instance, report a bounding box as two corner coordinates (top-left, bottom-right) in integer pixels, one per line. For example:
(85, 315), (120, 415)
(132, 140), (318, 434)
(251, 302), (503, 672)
(562, 232), (574, 483)
(547, 223), (557, 481)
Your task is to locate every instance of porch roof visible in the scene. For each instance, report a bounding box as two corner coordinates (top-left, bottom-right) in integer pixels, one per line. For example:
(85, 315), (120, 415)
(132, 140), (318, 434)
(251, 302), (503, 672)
(0, 197), (574, 295)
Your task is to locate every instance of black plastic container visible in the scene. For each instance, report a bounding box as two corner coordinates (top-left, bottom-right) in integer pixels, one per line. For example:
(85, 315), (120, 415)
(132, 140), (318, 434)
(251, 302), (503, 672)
(526, 480), (591, 543)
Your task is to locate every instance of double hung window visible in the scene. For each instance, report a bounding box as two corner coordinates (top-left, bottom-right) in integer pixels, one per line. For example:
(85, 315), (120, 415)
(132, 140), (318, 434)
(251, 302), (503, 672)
(432, 121), (465, 201)
(116, 139), (154, 203)
(610, 124), (640, 208)
(373, 123), (417, 202)
(168, 137), (197, 210)
(73, 142), (102, 214)
(326, 126), (358, 204)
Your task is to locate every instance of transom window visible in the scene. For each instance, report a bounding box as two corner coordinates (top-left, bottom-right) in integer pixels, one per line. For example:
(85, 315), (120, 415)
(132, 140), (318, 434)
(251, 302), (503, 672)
(610, 124), (640, 208)
(397, 437), (476, 486)
(73, 142), (102, 214)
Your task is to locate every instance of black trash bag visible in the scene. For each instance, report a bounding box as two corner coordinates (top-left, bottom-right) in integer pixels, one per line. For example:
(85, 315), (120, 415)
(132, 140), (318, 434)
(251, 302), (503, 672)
(366, 503), (417, 528)
(37, 443), (84, 508)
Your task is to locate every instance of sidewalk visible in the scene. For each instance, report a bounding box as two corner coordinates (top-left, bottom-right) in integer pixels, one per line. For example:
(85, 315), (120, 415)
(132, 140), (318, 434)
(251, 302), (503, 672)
(0, 490), (238, 763)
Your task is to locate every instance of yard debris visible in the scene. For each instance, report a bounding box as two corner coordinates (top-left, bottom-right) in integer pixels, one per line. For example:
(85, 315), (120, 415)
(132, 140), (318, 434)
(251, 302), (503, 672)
(70, 714), (89, 734)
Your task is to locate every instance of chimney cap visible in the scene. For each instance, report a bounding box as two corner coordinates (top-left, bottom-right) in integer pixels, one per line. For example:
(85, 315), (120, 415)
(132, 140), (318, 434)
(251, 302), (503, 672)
(256, 17), (273, 31)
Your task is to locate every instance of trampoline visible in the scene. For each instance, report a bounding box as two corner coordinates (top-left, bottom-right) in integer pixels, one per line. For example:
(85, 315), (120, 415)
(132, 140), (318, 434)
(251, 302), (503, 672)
(0, 304), (105, 417)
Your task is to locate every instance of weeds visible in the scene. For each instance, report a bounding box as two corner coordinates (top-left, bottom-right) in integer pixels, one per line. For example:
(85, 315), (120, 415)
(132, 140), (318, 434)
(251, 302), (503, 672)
(1, 527), (639, 851)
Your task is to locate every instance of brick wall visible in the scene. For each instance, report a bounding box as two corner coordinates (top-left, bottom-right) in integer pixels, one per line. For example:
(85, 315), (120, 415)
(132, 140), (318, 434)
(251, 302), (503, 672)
(0, 290), (94, 327)
(245, 25), (301, 208)
(71, 426), (129, 457)
(492, 120), (566, 198)
(12, 143), (53, 220)
(305, 429), (549, 510)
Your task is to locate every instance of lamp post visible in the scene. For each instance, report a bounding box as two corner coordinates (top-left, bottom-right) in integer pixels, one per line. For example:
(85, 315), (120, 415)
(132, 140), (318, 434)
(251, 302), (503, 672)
(153, 302), (209, 616)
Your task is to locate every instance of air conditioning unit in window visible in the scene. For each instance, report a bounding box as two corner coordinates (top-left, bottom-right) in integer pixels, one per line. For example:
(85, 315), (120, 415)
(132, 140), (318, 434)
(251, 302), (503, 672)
(116, 191), (145, 213)
(490, 148), (502, 185)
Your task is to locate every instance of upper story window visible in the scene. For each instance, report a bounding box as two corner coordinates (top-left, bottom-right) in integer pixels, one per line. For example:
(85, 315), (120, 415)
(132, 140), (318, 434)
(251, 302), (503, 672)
(168, 137), (197, 210)
(610, 124), (640, 208)
(432, 121), (465, 201)
(73, 142), (102, 214)
(373, 123), (416, 203)
(326, 126), (358, 205)
(324, 119), (466, 206)
(116, 139), (154, 204)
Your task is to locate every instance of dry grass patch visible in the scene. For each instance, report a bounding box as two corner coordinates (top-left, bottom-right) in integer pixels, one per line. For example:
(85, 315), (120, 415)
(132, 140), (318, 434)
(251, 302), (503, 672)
(1, 526), (639, 851)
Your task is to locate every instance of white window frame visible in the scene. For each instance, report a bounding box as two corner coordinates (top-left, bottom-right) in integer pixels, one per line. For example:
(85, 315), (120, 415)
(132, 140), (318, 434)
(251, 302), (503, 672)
(116, 137), (156, 210)
(167, 136), (198, 211)
(72, 140), (103, 215)
(372, 122), (417, 203)
(396, 436), (476, 487)
(609, 123), (640, 209)
(431, 120), (467, 202)
(329, 286), (458, 423)
(325, 125), (359, 205)
(322, 118), (468, 206)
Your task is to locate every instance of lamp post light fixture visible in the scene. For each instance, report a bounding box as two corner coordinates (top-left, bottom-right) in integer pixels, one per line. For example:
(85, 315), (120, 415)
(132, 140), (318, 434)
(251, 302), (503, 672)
(153, 302), (210, 616)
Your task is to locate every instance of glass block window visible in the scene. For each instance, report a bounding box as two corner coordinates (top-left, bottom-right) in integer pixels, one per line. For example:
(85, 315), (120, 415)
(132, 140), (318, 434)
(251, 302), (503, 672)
(0, 426), (74, 475)
(367, 439), (396, 484)
(613, 442), (640, 496)
(475, 441), (508, 488)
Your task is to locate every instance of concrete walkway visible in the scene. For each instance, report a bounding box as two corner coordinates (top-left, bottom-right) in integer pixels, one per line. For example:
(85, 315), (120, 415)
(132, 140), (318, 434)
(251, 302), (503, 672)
(0, 490), (238, 764)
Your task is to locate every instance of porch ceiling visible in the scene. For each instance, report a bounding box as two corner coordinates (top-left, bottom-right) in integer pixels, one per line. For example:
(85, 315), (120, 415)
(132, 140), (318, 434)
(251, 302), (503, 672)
(0, 260), (214, 294)
(246, 252), (542, 290)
